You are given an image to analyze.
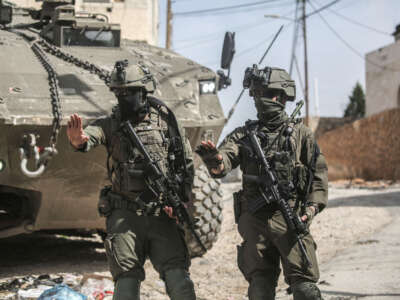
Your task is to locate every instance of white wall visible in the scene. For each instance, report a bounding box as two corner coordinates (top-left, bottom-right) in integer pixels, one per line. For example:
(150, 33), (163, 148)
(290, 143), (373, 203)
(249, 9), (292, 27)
(365, 39), (400, 116)
(76, 0), (159, 44)
(11, 0), (159, 45)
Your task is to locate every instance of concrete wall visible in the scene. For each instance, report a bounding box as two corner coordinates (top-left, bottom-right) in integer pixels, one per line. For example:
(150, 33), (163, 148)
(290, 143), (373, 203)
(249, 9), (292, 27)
(76, 0), (159, 44)
(317, 109), (400, 181)
(11, 0), (159, 45)
(365, 40), (400, 117)
(312, 116), (354, 139)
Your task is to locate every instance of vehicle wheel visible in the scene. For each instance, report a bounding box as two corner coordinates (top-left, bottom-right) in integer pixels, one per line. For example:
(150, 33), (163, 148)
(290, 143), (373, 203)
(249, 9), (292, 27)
(186, 164), (223, 257)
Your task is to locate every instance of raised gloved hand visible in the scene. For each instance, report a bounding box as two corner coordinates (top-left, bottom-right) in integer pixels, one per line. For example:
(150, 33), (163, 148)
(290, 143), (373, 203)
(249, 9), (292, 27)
(195, 140), (224, 175)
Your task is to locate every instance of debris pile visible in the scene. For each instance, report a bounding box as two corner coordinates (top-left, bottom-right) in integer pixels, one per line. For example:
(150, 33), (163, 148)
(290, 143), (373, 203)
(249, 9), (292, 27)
(0, 274), (113, 300)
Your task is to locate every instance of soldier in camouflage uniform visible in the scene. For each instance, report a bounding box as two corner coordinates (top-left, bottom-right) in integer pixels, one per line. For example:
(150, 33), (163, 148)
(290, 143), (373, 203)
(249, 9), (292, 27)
(197, 66), (328, 300)
(67, 61), (196, 300)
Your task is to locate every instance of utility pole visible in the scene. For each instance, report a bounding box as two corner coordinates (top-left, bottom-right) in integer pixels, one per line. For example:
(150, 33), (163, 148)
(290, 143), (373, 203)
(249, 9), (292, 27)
(166, 0), (173, 49)
(301, 0), (309, 125)
(289, 0), (300, 76)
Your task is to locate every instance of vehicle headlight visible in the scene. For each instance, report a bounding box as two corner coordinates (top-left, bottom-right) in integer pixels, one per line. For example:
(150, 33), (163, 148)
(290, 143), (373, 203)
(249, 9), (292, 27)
(199, 80), (216, 95)
(0, 159), (5, 172)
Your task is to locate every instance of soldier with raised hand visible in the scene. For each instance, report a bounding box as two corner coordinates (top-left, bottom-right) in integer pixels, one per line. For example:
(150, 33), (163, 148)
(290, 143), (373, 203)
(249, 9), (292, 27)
(67, 60), (196, 300)
(196, 66), (328, 300)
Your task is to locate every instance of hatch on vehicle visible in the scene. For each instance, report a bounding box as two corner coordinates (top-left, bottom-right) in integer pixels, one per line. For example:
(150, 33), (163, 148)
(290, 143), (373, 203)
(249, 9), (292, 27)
(42, 5), (121, 47)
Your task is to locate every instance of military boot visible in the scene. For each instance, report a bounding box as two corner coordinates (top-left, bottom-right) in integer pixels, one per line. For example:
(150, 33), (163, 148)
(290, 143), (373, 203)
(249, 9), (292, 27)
(164, 268), (196, 300)
(291, 281), (323, 300)
(248, 276), (275, 300)
(113, 277), (141, 300)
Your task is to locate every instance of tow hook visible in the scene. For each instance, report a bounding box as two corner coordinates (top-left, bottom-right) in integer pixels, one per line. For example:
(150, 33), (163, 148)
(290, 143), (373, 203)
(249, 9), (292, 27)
(19, 134), (58, 178)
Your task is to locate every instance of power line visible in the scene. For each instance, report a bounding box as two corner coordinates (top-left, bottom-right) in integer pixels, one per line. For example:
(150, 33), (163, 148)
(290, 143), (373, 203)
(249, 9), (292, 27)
(293, 55), (305, 99)
(305, 0), (341, 18)
(198, 27), (285, 68)
(175, 19), (265, 43)
(307, 0), (399, 72)
(174, 19), (267, 51)
(323, 4), (391, 36)
(174, 0), (292, 17)
(174, 7), (296, 52)
(235, 23), (292, 59)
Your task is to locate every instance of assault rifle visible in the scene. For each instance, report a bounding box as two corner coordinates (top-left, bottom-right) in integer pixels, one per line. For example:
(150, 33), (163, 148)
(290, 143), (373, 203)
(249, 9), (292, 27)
(122, 120), (207, 253)
(243, 100), (312, 266)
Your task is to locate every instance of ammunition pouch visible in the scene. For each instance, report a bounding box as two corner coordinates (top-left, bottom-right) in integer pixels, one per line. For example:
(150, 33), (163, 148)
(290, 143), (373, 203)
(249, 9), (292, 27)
(121, 162), (147, 192)
(233, 191), (243, 224)
(98, 185), (113, 217)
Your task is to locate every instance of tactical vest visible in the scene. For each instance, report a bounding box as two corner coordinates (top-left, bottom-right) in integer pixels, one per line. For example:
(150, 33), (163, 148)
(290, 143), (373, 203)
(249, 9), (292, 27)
(107, 106), (174, 201)
(239, 120), (309, 211)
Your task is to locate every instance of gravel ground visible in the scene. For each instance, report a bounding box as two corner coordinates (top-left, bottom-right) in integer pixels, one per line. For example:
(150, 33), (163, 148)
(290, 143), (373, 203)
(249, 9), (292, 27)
(0, 182), (396, 299)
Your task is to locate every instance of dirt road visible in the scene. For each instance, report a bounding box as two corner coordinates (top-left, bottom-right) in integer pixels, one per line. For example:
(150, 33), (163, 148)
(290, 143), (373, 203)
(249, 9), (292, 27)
(318, 189), (400, 300)
(0, 183), (398, 299)
(276, 187), (400, 300)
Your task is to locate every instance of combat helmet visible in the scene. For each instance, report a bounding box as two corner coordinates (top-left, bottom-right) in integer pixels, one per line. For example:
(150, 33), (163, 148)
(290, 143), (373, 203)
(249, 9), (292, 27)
(109, 60), (156, 93)
(243, 64), (296, 101)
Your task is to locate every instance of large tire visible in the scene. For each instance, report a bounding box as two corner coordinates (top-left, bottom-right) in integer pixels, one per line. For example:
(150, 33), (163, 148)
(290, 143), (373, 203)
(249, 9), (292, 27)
(186, 165), (223, 257)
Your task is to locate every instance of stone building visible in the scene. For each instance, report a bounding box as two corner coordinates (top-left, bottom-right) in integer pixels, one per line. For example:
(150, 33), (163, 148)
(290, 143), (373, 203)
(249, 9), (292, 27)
(75, 0), (159, 44)
(365, 24), (400, 116)
(11, 0), (159, 45)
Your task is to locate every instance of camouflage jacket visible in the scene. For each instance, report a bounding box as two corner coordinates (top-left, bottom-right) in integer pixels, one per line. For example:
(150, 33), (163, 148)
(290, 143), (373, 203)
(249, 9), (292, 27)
(78, 105), (194, 201)
(214, 120), (328, 212)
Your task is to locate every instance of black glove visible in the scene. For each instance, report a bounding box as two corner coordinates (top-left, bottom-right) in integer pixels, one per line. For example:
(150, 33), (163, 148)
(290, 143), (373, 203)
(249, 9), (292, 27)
(195, 144), (223, 169)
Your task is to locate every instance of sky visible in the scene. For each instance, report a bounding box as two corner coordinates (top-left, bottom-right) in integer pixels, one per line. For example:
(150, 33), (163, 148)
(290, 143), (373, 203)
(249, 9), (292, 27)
(157, 0), (400, 138)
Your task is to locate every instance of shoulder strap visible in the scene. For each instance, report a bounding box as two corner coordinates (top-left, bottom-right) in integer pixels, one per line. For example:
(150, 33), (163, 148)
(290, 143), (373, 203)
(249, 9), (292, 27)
(147, 96), (189, 177)
(105, 106), (121, 181)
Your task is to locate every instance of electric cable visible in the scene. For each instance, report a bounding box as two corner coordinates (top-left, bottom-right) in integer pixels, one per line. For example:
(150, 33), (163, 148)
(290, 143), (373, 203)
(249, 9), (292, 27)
(293, 54), (305, 99)
(289, 0), (300, 75)
(314, 0), (391, 36)
(308, 0), (399, 72)
(174, 0), (293, 17)
(174, 19), (268, 51)
(174, 7), (296, 52)
(305, 0), (341, 18)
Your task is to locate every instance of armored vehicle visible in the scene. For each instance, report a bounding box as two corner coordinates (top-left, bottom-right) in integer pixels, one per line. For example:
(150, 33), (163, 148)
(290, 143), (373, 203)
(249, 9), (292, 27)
(0, 0), (235, 256)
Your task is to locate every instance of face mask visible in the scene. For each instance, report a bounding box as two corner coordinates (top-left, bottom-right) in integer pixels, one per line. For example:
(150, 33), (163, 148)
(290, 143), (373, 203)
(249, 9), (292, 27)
(254, 98), (287, 129)
(116, 88), (148, 121)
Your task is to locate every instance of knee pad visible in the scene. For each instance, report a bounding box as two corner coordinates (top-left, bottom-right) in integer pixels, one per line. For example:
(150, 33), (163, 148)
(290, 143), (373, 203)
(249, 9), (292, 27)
(291, 281), (322, 300)
(164, 268), (196, 300)
(248, 276), (276, 300)
(113, 277), (140, 300)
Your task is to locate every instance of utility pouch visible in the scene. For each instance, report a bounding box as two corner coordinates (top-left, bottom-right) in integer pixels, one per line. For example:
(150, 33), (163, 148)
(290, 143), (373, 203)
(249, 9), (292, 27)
(121, 162), (146, 192)
(233, 191), (242, 224)
(98, 185), (113, 217)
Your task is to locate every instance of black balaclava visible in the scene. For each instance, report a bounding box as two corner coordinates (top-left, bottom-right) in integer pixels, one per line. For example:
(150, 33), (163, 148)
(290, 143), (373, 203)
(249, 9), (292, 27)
(116, 88), (149, 122)
(253, 88), (288, 131)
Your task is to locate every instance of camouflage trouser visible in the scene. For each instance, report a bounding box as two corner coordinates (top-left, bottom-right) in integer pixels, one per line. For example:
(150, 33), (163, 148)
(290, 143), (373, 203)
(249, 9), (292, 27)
(104, 208), (190, 282)
(237, 210), (320, 298)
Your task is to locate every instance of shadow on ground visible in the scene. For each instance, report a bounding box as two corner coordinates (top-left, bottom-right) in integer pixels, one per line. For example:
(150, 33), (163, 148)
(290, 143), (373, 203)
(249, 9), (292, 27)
(0, 232), (108, 278)
(328, 191), (400, 210)
(322, 290), (400, 298)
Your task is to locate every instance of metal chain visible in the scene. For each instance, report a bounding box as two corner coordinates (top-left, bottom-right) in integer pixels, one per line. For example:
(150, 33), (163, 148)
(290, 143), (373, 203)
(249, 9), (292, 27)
(31, 38), (112, 149)
(6, 28), (113, 175)
(31, 41), (62, 149)
(37, 39), (111, 86)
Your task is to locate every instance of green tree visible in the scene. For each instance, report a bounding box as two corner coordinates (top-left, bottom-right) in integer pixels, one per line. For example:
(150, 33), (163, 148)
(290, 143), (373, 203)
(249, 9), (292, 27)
(344, 82), (366, 119)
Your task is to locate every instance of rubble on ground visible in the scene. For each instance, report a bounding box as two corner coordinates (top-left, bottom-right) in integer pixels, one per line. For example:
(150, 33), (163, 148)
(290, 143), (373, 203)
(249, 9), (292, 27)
(0, 274), (113, 300)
